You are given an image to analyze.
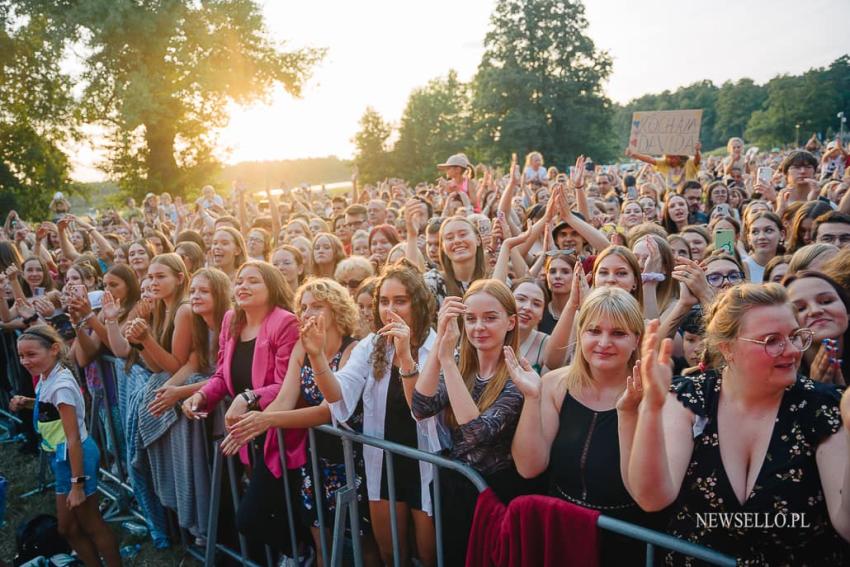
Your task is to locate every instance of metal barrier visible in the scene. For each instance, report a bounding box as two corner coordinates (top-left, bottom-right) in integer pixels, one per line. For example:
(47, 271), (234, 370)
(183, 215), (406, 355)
(202, 423), (736, 567)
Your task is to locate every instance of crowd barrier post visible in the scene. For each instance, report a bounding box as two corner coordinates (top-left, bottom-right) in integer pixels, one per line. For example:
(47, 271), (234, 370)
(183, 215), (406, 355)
(275, 429), (299, 566)
(307, 428), (329, 562)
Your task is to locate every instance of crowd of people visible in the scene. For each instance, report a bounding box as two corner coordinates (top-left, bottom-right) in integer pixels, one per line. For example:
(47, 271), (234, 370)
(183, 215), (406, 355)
(2, 135), (850, 566)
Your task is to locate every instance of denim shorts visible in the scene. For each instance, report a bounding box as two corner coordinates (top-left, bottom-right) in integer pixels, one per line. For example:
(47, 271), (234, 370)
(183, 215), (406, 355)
(51, 436), (99, 497)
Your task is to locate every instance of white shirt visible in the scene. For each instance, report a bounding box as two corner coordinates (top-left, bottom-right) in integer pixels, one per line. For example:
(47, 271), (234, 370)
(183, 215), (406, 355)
(38, 364), (88, 442)
(329, 330), (441, 514)
(743, 255), (765, 283)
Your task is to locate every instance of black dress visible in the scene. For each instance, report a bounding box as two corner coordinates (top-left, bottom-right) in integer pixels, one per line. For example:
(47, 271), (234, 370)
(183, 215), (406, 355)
(379, 365), (422, 509)
(548, 392), (663, 566)
(667, 372), (847, 566)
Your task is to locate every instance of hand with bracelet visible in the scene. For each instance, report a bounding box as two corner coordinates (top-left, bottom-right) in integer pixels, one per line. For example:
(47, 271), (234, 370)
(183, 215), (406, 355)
(378, 310), (418, 377)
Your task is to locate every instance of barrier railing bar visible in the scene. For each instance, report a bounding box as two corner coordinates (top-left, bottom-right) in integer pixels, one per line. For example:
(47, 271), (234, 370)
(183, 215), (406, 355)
(0, 408), (22, 425)
(433, 466), (443, 567)
(99, 468), (135, 494)
(225, 452), (251, 567)
(213, 543), (265, 567)
(314, 424), (488, 491)
(308, 428), (330, 564)
(203, 443), (224, 567)
(276, 429), (299, 565)
(342, 436), (364, 567)
(385, 451), (401, 567)
(330, 485), (349, 567)
(597, 516), (736, 566)
(98, 365), (126, 482)
(646, 542), (655, 567)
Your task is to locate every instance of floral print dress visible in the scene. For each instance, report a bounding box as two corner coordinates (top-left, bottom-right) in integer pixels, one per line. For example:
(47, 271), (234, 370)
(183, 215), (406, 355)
(667, 372), (846, 566)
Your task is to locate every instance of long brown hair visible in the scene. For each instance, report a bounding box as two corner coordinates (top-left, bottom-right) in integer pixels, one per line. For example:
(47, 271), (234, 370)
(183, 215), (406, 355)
(229, 261), (294, 336)
(104, 263), (140, 324)
(149, 253), (190, 349)
(190, 268), (232, 374)
(438, 217), (486, 297)
(369, 261), (435, 380)
(445, 279), (519, 429)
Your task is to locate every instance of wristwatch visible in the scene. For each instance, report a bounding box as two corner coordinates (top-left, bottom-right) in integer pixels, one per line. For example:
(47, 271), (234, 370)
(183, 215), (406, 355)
(70, 475), (90, 485)
(241, 389), (259, 410)
(399, 362), (420, 379)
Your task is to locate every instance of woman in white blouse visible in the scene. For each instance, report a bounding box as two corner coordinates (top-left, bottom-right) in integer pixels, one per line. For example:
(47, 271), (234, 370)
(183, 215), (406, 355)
(302, 261), (440, 567)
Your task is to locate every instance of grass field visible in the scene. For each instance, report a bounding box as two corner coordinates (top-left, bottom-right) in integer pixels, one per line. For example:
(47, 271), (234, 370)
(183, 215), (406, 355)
(0, 440), (191, 566)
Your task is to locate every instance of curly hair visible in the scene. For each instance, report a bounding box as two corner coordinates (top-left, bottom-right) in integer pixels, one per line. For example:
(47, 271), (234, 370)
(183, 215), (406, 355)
(369, 261), (436, 380)
(294, 278), (360, 338)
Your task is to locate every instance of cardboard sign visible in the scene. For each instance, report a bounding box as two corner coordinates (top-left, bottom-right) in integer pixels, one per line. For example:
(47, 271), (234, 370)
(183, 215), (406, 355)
(628, 109), (703, 156)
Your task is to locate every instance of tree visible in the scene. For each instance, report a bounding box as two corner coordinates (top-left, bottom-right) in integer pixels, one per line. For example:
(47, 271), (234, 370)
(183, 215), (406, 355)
(16, 0), (323, 200)
(472, 0), (614, 167)
(0, 7), (76, 218)
(393, 70), (474, 183)
(352, 107), (393, 184)
(713, 79), (767, 142)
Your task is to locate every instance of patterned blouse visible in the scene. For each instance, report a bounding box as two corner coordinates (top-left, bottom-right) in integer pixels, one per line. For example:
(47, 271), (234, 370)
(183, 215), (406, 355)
(412, 374), (522, 475)
(666, 371), (846, 566)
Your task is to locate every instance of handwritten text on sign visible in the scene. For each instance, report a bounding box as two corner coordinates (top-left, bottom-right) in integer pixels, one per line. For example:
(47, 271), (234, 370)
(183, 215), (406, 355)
(628, 109), (703, 156)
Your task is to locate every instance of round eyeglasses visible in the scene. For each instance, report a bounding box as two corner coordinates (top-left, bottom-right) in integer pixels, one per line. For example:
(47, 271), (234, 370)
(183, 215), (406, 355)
(737, 328), (814, 357)
(706, 271), (745, 288)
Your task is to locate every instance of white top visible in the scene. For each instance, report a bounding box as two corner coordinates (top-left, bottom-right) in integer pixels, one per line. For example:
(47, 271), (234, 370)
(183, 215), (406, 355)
(329, 330), (442, 514)
(524, 166), (548, 182)
(743, 255), (765, 284)
(38, 364), (88, 442)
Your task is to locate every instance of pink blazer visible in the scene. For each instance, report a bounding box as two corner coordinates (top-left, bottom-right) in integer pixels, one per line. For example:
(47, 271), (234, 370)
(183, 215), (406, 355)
(200, 306), (305, 477)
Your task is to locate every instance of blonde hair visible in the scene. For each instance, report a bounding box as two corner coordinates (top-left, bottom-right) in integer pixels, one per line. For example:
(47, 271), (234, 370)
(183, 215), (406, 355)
(446, 279), (519, 429)
(703, 283), (793, 367)
(561, 287), (643, 393)
(787, 243), (839, 276)
(592, 245), (644, 309)
(294, 278), (360, 337)
(149, 253), (191, 349)
(334, 256), (375, 284)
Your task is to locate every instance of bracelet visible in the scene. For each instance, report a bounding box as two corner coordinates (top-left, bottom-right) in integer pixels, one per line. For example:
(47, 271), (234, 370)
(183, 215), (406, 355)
(74, 312), (95, 330)
(641, 272), (666, 283)
(104, 318), (118, 325)
(22, 314), (39, 325)
(399, 362), (420, 379)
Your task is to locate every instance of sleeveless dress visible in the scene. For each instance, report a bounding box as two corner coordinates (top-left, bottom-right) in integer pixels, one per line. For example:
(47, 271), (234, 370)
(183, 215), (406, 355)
(667, 372), (847, 566)
(298, 337), (371, 532)
(548, 392), (664, 566)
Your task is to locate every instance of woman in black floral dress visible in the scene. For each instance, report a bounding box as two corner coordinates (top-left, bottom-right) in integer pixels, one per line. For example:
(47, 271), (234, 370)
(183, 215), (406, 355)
(619, 284), (850, 565)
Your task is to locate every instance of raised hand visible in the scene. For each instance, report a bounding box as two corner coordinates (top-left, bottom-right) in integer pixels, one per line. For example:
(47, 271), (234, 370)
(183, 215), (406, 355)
(135, 297), (154, 320)
(436, 297), (464, 361)
(671, 257), (713, 305)
(15, 298), (36, 321)
(503, 346), (541, 399)
(640, 236), (662, 274)
(101, 291), (122, 321)
(639, 319), (674, 411)
(616, 362), (643, 413)
(571, 155), (586, 187)
(123, 318), (150, 344)
(566, 261), (589, 312)
(33, 297), (55, 318)
(300, 315), (327, 357)
(378, 311), (413, 363)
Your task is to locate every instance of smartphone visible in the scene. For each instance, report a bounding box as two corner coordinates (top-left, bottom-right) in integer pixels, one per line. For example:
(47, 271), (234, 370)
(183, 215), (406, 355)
(757, 167), (773, 184)
(713, 204), (732, 218)
(626, 186), (638, 200)
(73, 285), (87, 299)
(714, 228), (736, 255)
(34, 287), (45, 297)
(569, 166), (577, 179)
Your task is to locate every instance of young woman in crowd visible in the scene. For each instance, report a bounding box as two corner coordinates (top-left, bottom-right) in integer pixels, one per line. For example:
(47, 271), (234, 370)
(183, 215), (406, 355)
(128, 240), (156, 281)
(220, 278), (379, 567)
(181, 261), (302, 556)
(702, 252), (746, 292)
(147, 268), (232, 416)
(11, 326), (121, 567)
(538, 252), (576, 335)
(661, 194), (689, 234)
(509, 286), (657, 566)
(368, 225), (400, 269)
(621, 285), (850, 564)
(351, 230), (370, 258)
(632, 234), (677, 318)
(311, 232), (346, 279)
(786, 201), (833, 253)
(680, 225), (710, 262)
(784, 271), (849, 384)
(354, 278), (377, 339)
(511, 278), (551, 373)
(272, 245), (306, 294)
(787, 243), (840, 275)
(175, 241), (205, 274)
(210, 227), (248, 282)
(424, 216), (486, 309)
(667, 234), (692, 260)
(763, 254), (792, 284)
(592, 245), (644, 312)
(618, 200), (644, 231)
(290, 236), (314, 275)
(305, 263), (439, 567)
(246, 227), (272, 262)
(743, 211), (785, 283)
(413, 279), (526, 566)
(284, 219), (313, 242)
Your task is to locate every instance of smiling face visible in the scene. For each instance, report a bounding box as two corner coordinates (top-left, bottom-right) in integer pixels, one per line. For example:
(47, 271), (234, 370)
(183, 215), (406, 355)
(351, 236), (369, 257)
(723, 305), (802, 388)
(682, 232), (709, 261)
(513, 282), (545, 332)
(298, 290), (337, 334)
(546, 256), (574, 297)
(621, 203), (643, 228)
(234, 265), (269, 309)
(378, 277), (412, 328)
(579, 314), (638, 372)
(247, 230), (266, 257)
(128, 243), (151, 273)
(17, 338), (60, 377)
(441, 219), (478, 264)
(103, 272), (128, 302)
(594, 254), (637, 293)
(211, 230), (239, 271)
(272, 249), (301, 287)
(787, 277), (849, 343)
(147, 262), (182, 300)
(285, 222), (307, 241)
(23, 259), (45, 288)
(555, 225), (585, 252)
(463, 291), (516, 352)
(370, 231), (393, 261)
(710, 185), (728, 205)
(705, 259), (743, 290)
(189, 274), (214, 316)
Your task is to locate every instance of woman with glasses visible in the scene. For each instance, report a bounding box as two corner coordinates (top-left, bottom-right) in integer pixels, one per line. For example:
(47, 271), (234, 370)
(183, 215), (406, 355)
(620, 284), (850, 565)
(785, 271), (849, 385)
(702, 253), (746, 291)
(334, 256), (375, 296)
(246, 227), (272, 262)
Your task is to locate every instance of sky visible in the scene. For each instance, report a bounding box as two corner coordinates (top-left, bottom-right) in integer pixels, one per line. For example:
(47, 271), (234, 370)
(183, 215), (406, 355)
(69, 0), (850, 181)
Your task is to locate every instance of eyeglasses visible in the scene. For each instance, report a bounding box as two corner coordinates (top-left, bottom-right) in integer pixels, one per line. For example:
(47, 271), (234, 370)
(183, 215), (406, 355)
(817, 233), (850, 246)
(544, 249), (576, 257)
(738, 328), (813, 357)
(345, 220), (365, 229)
(342, 279), (363, 290)
(706, 271), (745, 288)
